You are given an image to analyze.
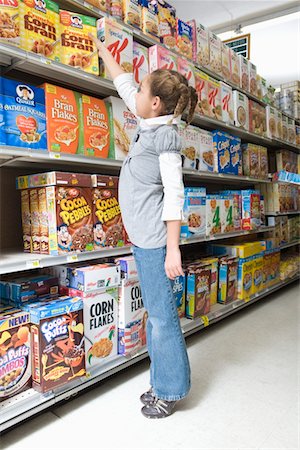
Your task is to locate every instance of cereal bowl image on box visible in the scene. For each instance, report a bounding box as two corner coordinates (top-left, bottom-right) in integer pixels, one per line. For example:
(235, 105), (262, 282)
(181, 188), (206, 239)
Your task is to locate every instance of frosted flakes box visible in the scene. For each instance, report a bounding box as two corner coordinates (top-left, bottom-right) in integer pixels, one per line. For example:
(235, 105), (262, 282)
(0, 0), (20, 46)
(230, 48), (240, 86)
(220, 82), (234, 125)
(177, 57), (195, 88)
(186, 261), (211, 318)
(207, 76), (222, 121)
(219, 194), (234, 233)
(248, 61), (257, 96)
(105, 96), (138, 160)
(173, 275), (185, 318)
(187, 20), (209, 67)
(197, 128), (213, 172)
(218, 255), (238, 304)
(229, 134), (242, 175)
(0, 309), (31, 400)
(3, 78), (47, 150)
(148, 44), (177, 72)
(118, 278), (147, 356)
(239, 54), (249, 92)
(60, 10), (98, 75)
(206, 194), (221, 236)
(241, 189), (261, 230)
(242, 143), (260, 178)
(221, 42), (231, 80)
(123, 0), (142, 29)
(179, 123), (197, 169)
(97, 16), (133, 79)
(133, 41), (149, 86)
(194, 68), (209, 116)
(266, 105), (277, 138)
(181, 187), (206, 239)
(157, 0), (176, 51)
(176, 18), (192, 60)
(141, 0), (159, 41)
(208, 31), (221, 76)
(212, 130), (231, 173)
(19, 0), (60, 60)
(81, 94), (110, 158)
(233, 90), (249, 130)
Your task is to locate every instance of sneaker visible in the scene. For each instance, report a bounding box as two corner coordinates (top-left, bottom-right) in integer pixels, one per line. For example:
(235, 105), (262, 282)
(141, 397), (177, 419)
(140, 387), (155, 405)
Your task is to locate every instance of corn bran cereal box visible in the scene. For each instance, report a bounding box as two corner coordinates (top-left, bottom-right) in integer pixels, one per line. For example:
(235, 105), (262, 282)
(207, 76), (222, 121)
(42, 83), (83, 154)
(220, 82), (234, 125)
(176, 18), (192, 60)
(188, 21), (209, 67)
(133, 41), (149, 86)
(97, 17), (133, 79)
(148, 44), (177, 72)
(157, 0), (176, 51)
(209, 31), (222, 76)
(0, 0), (20, 46)
(237, 256), (254, 300)
(230, 48), (240, 86)
(248, 61), (257, 96)
(221, 42), (231, 80)
(206, 194), (221, 236)
(123, 0), (142, 30)
(198, 128), (214, 172)
(19, 0), (60, 61)
(194, 68), (209, 116)
(177, 57), (195, 88)
(81, 95), (110, 158)
(220, 194), (234, 233)
(141, 0), (159, 41)
(239, 54), (249, 92)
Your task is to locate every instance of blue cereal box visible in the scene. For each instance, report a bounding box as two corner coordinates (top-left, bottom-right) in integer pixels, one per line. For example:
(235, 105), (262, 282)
(212, 130), (231, 173)
(0, 77), (5, 145)
(173, 275), (186, 317)
(229, 134), (242, 175)
(176, 19), (193, 60)
(3, 78), (47, 150)
(181, 187), (206, 239)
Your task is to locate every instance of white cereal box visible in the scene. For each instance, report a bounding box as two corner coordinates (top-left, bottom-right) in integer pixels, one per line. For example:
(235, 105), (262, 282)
(141, 0), (159, 41)
(248, 61), (257, 97)
(209, 31), (222, 76)
(239, 55), (249, 92)
(230, 48), (240, 86)
(181, 188), (206, 239)
(133, 41), (149, 86)
(276, 109), (283, 140)
(176, 18), (193, 60)
(287, 116), (296, 144)
(194, 68), (209, 116)
(115, 255), (138, 279)
(220, 82), (234, 125)
(177, 57), (195, 88)
(180, 123), (198, 170)
(221, 42), (231, 80)
(148, 44), (177, 72)
(187, 20), (209, 67)
(197, 128), (214, 172)
(282, 114), (288, 141)
(123, 0), (142, 30)
(206, 194), (221, 236)
(266, 105), (277, 138)
(233, 90), (249, 130)
(207, 76), (222, 121)
(118, 278), (147, 356)
(220, 194), (235, 233)
(97, 17), (133, 79)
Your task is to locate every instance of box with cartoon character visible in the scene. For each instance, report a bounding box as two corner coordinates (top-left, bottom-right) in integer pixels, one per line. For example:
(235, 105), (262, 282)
(186, 261), (212, 319)
(218, 255), (238, 304)
(173, 275), (185, 317)
(212, 130), (231, 173)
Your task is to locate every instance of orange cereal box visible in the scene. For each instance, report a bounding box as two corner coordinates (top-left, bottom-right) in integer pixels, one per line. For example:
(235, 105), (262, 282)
(0, 0), (20, 46)
(42, 83), (83, 155)
(81, 95), (110, 158)
(19, 0), (60, 61)
(59, 10), (99, 75)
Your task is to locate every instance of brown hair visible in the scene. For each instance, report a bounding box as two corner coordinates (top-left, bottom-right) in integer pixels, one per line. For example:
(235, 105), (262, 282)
(148, 69), (198, 125)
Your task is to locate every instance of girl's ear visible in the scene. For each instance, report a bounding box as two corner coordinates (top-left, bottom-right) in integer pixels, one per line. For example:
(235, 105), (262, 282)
(152, 96), (162, 112)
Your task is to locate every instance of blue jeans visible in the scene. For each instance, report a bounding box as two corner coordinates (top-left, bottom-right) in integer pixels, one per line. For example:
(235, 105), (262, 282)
(132, 245), (191, 401)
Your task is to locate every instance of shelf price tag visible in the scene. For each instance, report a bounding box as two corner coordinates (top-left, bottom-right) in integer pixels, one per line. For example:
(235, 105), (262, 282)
(26, 260), (40, 269)
(67, 254), (78, 263)
(49, 152), (61, 160)
(244, 297), (251, 303)
(201, 316), (210, 327)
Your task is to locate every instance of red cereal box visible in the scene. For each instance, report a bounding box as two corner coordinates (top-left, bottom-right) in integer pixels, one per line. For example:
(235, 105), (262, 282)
(148, 44), (177, 72)
(133, 41), (149, 86)
(194, 68), (209, 116)
(177, 57), (195, 87)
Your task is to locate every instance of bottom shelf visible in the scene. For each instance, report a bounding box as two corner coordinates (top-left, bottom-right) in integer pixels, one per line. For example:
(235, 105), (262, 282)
(1, 274), (299, 433)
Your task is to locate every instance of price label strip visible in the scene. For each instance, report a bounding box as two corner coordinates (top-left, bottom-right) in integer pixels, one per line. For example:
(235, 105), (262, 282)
(67, 254), (78, 263)
(26, 260), (40, 269)
(201, 316), (210, 327)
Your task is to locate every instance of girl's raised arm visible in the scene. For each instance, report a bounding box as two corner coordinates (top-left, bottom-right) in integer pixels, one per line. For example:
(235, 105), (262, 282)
(89, 33), (125, 81)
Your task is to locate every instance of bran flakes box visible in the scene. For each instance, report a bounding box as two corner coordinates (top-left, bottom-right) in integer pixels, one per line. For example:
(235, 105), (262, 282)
(177, 57), (195, 88)
(180, 124), (197, 169)
(206, 194), (221, 236)
(0, 0), (20, 46)
(187, 20), (209, 67)
(197, 128), (214, 172)
(186, 262), (211, 319)
(233, 90), (249, 130)
(81, 94), (110, 158)
(209, 31), (222, 76)
(248, 61), (257, 96)
(221, 42), (231, 80)
(181, 187), (206, 239)
(123, 0), (142, 30)
(239, 54), (249, 92)
(173, 275), (185, 318)
(157, 0), (176, 51)
(60, 10), (99, 75)
(97, 16), (133, 79)
(212, 130), (231, 173)
(176, 18), (193, 60)
(148, 44), (177, 72)
(194, 68), (209, 116)
(118, 278), (147, 356)
(141, 0), (159, 41)
(219, 194), (234, 233)
(133, 41), (149, 86)
(229, 134), (242, 175)
(230, 48), (240, 86)
(207, 76), (222, 121)
(19, 0), (60, 61)
(42, 83), (82, 155)
(220, 82), (234, 125)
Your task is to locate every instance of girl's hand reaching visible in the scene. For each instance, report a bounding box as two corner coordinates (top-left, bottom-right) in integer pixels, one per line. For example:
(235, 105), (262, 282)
(89, 33), (105, 58)
(88, 33), (125, 80)
(165, 246), (184, 280)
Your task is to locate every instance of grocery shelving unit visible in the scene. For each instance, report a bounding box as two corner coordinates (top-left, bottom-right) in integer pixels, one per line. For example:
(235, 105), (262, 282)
(1, 0), (299, 434)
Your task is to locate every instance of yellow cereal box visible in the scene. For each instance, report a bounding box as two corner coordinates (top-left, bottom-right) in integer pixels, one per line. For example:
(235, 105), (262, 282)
(123, 0), (142, 30)
(237, 256), (254, 300)
(0, 0), (20, 46)
(201, 256), (219, 305)
(59, 10), (99, 75)
(19, 0), (60, 61)
(141, 0), (159, 41)
(252, 255), (263, 294)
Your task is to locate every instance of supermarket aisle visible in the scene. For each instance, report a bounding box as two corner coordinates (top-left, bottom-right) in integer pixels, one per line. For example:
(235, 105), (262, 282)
(2, 282), (299, 450)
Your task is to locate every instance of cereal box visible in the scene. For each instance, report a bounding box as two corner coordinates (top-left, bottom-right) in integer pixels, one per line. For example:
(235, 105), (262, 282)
(123, 0), (142, 29)
(0, 274), (58, 305)
(0, 309), (31, 399)
(38, 187), (50, 254)
(3, 78), (47, 150)
(197, 128), (213, 172)
(256, 74), (263, 99)
(207, 76), (222, 121)
(233, 90), (249, 130)
(186, 261), (211, 318)
(81, 95), (110, 158)
(25, 296), (84, 393)
(141, 0), (159, 41)
(177, 57), (195, 86)
(84, 0), (110, 13)
(206, 194), (221, 236)
(259, 146), (269, 179)
(157, 0), (176, 51)
(219, 194), (234, 233)
(118, 278), (147, 356)
(230, 48), (240, 86)
(0, 0), (20, 46)
(60, 10), (98, 74)
(249, 101), (267, 137)
(295, 124), (300, 147)
(223, 190), (241, 230)
(276, 109), (282, 140)
(221, 42), (231, 80)
(279, 215), (288, 244)
(19, 0), (60, 60)
(242, 143), (260, 178)
(241, 189), (261, 230)
(187, 20), (209, 67)
(148, 44), (177, 72)
(179, 124), (197, 169)
(110, 0), (122, 19)
(42, 83), (82, 155)
(218, 255), (238, 304)
(220, 82), (234, 125)
(266, 105), (277, 138)
(29, 188), (40, 253)
(105, 96), (138, 160)
(229, 134), (242, 175)
(97, 17), (133, 78)
(20, 189), (31, 252)
(194, 68), (209, 116)
(133, 41), (149, 86)
(176, 18), (192, 60)
(287, 116), (296, 144)
(115, 255), (138, 279)
(212, 130), (231, 173)
(276, 150), (297, 173)
(237, 256), (254, 300)
(92, 175), (126, 249)
(248, 61), (257, 96)
(173, 275), (185, 317)
(200, 257), (218, 305)
(181, 187), (206, 239)
(66, 263), (120, 292)
(281, 114), (288, 141)
(239, 55), (249, 92)
(209, 31), (222, 76)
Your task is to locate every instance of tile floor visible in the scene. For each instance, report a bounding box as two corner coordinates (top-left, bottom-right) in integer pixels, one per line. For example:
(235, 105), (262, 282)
(1, 282), (299, 450)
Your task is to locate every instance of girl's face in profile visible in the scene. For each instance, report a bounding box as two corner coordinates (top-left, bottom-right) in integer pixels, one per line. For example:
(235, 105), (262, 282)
(135, 75), (161, 119)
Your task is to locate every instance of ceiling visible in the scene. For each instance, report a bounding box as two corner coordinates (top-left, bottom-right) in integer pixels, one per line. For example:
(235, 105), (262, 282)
(171, 1), (300, 32)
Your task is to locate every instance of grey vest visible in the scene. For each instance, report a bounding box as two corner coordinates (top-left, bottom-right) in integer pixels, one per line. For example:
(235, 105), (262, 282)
(119, 124), (181, 249)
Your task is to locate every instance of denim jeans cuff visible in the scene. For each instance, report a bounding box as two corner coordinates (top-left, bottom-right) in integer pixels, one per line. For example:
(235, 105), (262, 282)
(153, 388), (190, 402)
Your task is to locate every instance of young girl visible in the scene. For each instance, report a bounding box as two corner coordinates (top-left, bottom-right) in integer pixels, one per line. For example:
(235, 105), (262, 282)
(91, 34), (198, 419)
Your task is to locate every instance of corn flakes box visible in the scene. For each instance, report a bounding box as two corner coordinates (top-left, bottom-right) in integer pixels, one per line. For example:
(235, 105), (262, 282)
(179, 123), (197, 169)
(141, 0), (159, 41)
(0, 0), (20, 46)
(209, 31), (222, 76)
(105, 96), (138, 160)
(3, 78), (47, 150)
(177, 57), (195, 88)
(176, 18), (192, 60)
(241, 189), (261, 230)
(239, 54), (249, 92)
(198, 128), (213, 172)
(0, 76), (6, 145)
(123, 0), (142, 30)
(60, 10), (98, 74)
(220, 82), (234, 125)
(229, 134), (242, 175)
(157, 0), (176, 51)
(84, 0), (110, 13)
(187, 20), (209, 67)
(233, 90), (249, 130)
(19, 0), (60, 60)
(148, 44), (177, 72)
(220, 194), (234, 233)
(81, 94), (110, 158)
(230, 48), (240, 86)
(212, 130), (231, 173)
(181, 187), (206, 239)
(206, 194), (221, 236)
(97, 16), (133, 78)
(173, 275), (185, 318)
(110, 0), (122, 19)
(242, 143), (260, 178)
(221, 42), (231, 80)
(218, 256), (238, 304)
(0, 309), (31, 399)
(194, 68), (209, 116)
(237, 256), (254, 300)
(223, 190), (241, 231)
(207, 76), (222, 121)
(186, 261), (211, 319)
(133, 41), (149, 86)
(42, 83), (83, 155)
(248, 61), (257, 96)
